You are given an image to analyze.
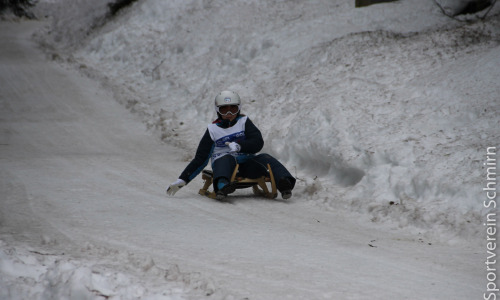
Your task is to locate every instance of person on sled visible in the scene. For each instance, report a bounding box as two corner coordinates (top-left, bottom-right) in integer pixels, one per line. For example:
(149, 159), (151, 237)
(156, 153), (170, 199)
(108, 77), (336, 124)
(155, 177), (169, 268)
(166, 90), (295, 201)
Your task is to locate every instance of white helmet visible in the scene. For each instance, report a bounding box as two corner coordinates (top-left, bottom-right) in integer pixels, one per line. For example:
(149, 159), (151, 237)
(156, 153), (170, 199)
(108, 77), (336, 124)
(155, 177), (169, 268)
(214, 91), (241, 116)
(215, 90), (241, 107)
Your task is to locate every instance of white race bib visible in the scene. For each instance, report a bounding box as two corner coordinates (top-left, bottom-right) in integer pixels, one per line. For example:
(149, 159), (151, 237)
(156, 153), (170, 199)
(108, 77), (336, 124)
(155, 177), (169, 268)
(208, 116), (248, 162)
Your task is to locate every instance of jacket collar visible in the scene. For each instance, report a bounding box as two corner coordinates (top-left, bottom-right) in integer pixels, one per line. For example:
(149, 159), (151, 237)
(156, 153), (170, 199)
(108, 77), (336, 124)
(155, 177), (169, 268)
(213, 115), (243, 128)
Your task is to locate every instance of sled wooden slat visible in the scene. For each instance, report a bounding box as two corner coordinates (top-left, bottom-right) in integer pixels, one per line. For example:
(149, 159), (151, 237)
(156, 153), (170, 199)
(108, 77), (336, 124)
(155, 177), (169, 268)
(199, 163), (277, 199)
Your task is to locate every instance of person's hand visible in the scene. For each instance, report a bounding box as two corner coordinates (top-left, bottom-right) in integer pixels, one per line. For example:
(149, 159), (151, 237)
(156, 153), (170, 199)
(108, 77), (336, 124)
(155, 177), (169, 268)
(166, 179), (186, 196)
(226, 142), (241, 153)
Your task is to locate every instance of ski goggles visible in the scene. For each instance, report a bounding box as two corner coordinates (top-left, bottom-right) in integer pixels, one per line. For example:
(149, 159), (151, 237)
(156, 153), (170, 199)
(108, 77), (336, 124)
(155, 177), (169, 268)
(217, 105), (240, 116)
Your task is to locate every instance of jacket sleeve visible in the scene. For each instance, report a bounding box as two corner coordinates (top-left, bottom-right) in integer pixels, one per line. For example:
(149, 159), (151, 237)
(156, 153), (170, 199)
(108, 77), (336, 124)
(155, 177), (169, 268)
(179, 129), (214, 184)
(238, 117), (264, 154)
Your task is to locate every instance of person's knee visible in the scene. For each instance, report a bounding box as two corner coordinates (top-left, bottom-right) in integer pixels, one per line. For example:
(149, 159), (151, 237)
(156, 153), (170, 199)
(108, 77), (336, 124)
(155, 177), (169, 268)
(217, 154), (236, 164)
(213, 155), (236, 169)
(256, 153), (273, 161)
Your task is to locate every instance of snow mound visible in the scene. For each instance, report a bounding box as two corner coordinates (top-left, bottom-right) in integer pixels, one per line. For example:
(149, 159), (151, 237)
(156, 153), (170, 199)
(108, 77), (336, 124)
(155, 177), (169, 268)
(0, 239), (217, 300)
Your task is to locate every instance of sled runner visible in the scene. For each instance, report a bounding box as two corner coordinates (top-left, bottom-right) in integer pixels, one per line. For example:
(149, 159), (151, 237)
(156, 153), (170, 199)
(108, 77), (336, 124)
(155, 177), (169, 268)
(199, 163), (278, 200)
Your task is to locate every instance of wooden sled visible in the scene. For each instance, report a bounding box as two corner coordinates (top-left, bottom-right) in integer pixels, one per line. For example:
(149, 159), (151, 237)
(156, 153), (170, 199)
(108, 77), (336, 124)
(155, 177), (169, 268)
(199, 163), (277, 199)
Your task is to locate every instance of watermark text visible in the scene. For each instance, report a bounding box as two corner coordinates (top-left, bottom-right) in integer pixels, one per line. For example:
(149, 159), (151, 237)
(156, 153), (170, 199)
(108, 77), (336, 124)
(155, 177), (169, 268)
(484, 146), (498, 300)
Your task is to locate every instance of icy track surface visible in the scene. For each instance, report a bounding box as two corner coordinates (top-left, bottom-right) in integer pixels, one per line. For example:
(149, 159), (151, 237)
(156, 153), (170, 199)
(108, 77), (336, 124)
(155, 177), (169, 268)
(0, 20), (488, 300)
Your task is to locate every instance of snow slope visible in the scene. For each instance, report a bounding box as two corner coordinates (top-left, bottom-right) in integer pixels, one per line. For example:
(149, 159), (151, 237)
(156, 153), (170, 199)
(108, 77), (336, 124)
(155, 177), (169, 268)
(0, 0), (499, 299)
(33, 0), (500, 242)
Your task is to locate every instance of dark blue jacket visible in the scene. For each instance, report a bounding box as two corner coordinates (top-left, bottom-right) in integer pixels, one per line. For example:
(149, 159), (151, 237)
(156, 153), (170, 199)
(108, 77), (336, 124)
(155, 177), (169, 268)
(179, 116), (263, 183)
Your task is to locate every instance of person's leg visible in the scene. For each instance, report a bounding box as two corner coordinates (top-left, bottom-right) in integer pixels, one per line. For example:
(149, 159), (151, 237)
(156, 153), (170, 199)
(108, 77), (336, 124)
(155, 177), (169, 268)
(212, 155), (237, 192)
(239, 153), (296, 198)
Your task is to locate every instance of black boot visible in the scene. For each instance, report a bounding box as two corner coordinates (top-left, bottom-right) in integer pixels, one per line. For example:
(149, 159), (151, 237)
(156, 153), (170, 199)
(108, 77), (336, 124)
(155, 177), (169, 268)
(216, 181), (236, 201)
(278, 178), (293, 200)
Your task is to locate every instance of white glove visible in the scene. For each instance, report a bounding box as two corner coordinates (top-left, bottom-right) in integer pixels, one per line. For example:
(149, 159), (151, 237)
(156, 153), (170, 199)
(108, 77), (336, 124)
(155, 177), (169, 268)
(226, 142), (241, 153)
(166, 179), (186, 196)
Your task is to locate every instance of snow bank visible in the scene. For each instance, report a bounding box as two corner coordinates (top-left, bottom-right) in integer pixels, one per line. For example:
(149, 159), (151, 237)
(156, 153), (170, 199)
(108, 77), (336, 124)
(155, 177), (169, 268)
(33, 0), (500, 243)
(0, 238), (217, 300)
